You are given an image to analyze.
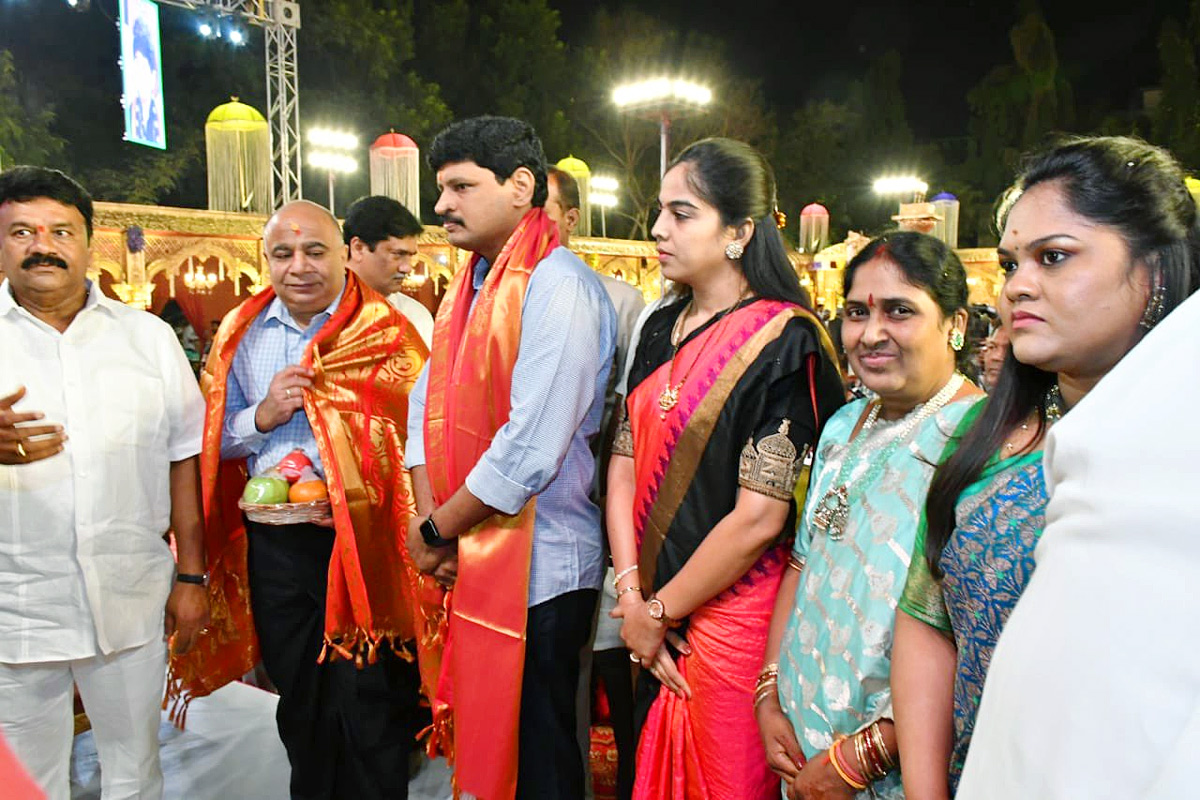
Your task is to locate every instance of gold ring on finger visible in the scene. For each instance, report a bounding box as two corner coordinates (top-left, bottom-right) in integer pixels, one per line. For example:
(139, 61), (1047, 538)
(15, 441), (26, 458)
(285, 388), (293, 399)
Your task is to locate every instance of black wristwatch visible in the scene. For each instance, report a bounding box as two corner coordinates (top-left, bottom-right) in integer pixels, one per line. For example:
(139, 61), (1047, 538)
(420, 514), (454, 548)
(177, 572), (209, 587)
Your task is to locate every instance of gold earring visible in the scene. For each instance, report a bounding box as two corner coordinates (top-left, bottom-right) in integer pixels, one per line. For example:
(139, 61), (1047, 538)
(1140, 273), (1166, 330)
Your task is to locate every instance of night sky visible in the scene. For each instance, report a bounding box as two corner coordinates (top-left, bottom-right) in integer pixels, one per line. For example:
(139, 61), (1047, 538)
(555, 0), (1190, 140)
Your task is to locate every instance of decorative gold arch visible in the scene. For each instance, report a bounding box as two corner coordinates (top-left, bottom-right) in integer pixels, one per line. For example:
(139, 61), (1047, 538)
(90, 201), (1001, 315)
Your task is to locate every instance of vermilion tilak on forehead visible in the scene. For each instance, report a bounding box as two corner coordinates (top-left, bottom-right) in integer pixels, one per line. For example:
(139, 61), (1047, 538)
(289, 222), (301, 234)
(868, 293), (875, 309)
(37, 225), (46, 234)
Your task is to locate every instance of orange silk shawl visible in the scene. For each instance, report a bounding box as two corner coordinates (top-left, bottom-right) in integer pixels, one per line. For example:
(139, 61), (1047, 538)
(420, 207), (558, 800)
(167, 272), (428, 719)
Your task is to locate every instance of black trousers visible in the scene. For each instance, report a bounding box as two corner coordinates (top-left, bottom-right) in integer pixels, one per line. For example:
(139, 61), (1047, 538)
(517, 588), (600, 800)
(246, 520), (425, 800)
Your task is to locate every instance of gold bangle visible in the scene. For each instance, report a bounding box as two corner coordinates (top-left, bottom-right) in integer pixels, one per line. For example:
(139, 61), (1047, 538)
(854, 731), (883, 783)
(870, 722), (895, 770)
(787, 554), (805, 573)
(860, 728), (885, 781)
(754, 676), (778, 694)
(615, 585), (642, 599)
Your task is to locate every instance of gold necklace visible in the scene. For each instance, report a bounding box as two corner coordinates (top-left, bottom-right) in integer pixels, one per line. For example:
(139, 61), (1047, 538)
(658, 292), (749, 418)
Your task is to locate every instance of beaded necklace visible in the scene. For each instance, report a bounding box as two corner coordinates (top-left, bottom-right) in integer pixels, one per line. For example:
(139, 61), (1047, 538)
(811, 372), (966, 540)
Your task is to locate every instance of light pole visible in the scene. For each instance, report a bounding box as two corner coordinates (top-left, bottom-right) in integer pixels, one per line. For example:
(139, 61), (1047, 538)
(307, 128), (359, 214)
(590, 175), (619, 238)
(613, 78), (713, 177)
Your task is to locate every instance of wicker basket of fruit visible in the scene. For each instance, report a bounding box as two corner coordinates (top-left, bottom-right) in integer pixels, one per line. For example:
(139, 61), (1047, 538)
(238, 449), (331, 525)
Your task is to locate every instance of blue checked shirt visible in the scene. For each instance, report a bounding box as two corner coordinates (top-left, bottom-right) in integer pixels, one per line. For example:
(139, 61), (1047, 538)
(407, 246), (617, 608)
(220, 285), (346, 476)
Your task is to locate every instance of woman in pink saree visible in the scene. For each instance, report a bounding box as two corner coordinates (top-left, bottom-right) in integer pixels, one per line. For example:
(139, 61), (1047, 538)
(606, 138), (844, 799)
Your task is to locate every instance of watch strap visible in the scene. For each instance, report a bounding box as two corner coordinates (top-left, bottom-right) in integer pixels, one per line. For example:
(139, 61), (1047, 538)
(176, 572), (208, 586)
(420, 514), (454, 547)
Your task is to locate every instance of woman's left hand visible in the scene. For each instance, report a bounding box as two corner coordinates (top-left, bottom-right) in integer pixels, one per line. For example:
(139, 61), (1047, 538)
(786, 749), (858, 800)
(613, 595), (668, 662)
(646, 636), (693, 699)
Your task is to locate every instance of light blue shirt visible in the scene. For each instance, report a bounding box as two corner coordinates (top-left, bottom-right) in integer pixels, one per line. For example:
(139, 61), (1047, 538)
(220, 284), (346, 477)
(407, 246), (617, 608)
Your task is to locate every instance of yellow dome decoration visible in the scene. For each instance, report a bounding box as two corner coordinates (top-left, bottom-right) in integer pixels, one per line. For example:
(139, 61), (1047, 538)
(205, 97), (272, 214)
(555, 155), (591, 178)
(206, 97), (267, 131)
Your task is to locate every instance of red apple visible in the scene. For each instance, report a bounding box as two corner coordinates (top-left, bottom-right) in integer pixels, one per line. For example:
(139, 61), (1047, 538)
(276, 449), (314, 483)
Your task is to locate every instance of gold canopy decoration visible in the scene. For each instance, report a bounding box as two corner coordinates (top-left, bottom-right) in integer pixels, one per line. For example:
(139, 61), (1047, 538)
(205, 98), (272, 215)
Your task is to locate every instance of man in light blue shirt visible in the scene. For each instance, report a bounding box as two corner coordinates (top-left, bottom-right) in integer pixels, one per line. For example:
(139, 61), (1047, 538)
(405, 117), (616, 799)
(218, 200), (424, 799)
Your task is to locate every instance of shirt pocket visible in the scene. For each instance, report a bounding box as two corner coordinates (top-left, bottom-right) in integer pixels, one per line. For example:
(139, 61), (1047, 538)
(97, 372), (167, 450)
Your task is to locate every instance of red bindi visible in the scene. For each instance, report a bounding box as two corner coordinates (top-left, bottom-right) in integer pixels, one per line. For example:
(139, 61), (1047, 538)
(867, 294), (875, 309)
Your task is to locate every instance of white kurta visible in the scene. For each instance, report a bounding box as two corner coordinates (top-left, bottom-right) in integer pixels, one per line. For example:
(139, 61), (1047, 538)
(387, 290), (434, 349)
(958, 290), (1200, 798)
(0, 282), (204, 662)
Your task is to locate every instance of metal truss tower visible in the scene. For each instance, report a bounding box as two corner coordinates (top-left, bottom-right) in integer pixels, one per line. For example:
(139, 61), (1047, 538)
(153, 0), (303, 204)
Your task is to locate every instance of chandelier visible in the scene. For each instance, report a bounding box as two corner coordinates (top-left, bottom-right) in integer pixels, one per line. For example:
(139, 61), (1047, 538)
(400, 262), (429, 293)
(183, 258), (219, 294)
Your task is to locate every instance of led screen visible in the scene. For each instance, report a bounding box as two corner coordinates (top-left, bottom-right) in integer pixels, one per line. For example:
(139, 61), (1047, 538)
(120, 0), (166, 149)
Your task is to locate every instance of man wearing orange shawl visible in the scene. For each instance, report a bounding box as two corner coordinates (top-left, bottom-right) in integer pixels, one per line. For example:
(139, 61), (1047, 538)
(404, 117), (617, 800)
(169, 201), (428, 799)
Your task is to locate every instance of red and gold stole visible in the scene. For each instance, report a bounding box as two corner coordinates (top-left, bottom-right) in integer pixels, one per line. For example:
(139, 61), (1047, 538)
(166, 272), (428, 719)
(627, 300), (835, 587)
(420, 208), (558, 800)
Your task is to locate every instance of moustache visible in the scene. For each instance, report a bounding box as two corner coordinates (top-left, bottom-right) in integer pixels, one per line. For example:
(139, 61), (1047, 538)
(440, 215), (465, 227)
(22, 254), (69, 270)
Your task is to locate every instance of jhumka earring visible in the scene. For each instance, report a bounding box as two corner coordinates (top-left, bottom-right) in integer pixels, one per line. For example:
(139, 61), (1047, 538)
(725, 241), (745, 260)
(1140, 272), (1166, 330)
(949, 328), (965, 351)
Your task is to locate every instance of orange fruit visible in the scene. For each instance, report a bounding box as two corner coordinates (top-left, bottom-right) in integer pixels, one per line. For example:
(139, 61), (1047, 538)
(289, 480), (328, 503)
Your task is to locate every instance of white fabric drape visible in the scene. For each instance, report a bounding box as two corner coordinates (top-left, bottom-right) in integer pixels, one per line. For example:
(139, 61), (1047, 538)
(958, 290), (1200, 798)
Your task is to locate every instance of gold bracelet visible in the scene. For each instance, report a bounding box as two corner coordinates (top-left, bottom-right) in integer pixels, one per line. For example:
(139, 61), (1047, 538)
(615, 585), (642, 599)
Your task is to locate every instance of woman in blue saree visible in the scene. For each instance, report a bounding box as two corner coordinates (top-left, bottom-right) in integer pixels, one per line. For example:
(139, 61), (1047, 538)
(892, 135), (1200, 798)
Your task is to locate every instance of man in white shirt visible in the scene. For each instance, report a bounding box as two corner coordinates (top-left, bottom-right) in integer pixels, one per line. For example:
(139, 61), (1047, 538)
(343, 194), (435, 347)
(0, 166), (208, 800)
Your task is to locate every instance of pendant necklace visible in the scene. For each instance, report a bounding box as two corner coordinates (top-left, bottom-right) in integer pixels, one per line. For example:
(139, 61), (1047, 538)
(811, 372), (967, 540)
(658, 291), (749, 418)
(1004, 383), (1066, 453)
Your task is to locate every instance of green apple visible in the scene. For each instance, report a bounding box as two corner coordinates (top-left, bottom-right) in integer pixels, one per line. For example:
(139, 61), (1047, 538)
(242, 476), (290, 504)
